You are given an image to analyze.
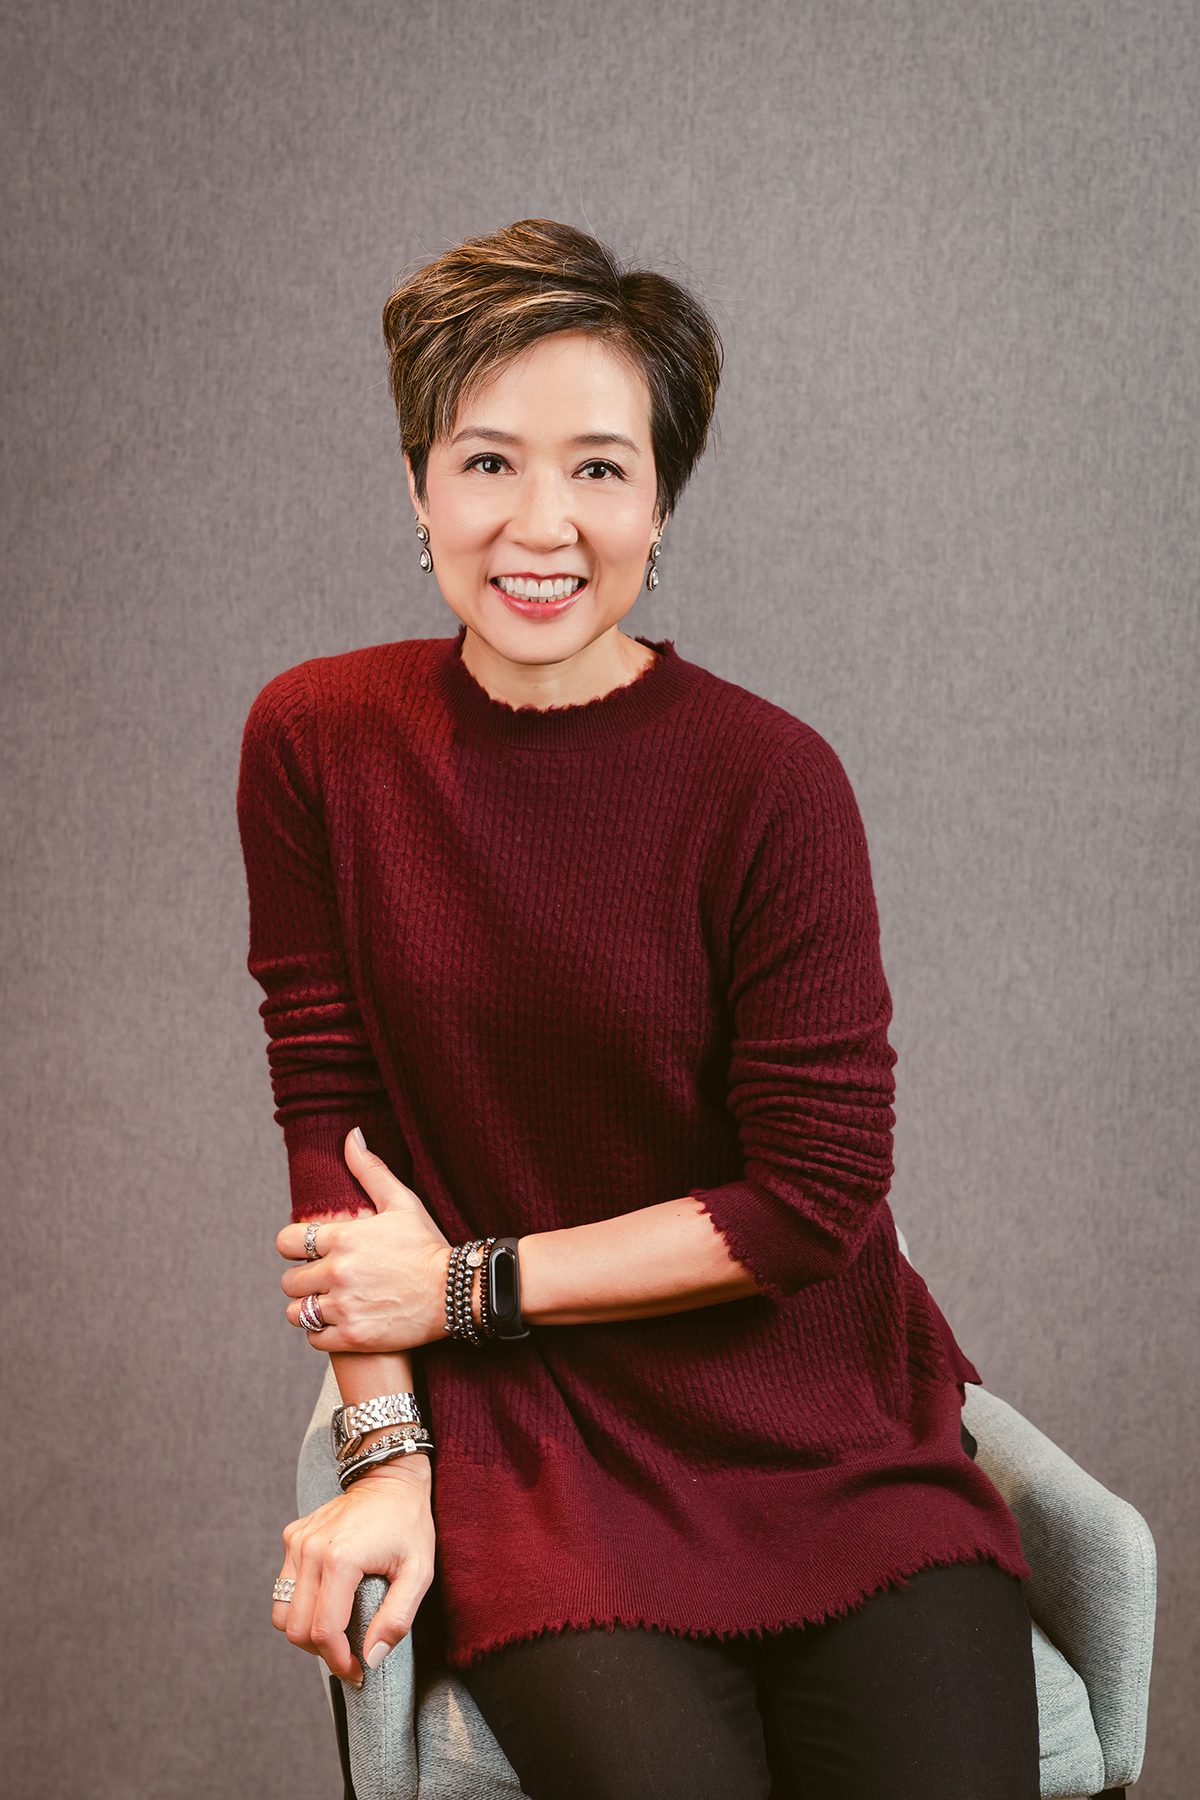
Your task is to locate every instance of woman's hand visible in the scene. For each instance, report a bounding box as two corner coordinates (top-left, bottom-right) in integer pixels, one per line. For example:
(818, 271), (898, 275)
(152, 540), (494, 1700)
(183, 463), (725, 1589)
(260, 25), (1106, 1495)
(277, 1130), (453, 1353)
(272, 1459), (436, 1688)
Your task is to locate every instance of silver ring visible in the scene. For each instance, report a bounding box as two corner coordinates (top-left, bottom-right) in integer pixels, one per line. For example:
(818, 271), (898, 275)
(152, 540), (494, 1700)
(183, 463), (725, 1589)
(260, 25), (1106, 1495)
(298, 1293), (327, 1331)
(304, 1223), (322, 1261)
(272, 1576), (296, 1604)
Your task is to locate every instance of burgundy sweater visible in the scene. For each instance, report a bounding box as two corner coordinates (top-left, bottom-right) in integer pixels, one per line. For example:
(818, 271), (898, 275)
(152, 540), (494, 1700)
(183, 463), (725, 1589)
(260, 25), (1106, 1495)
(236, 623), (1030, 1672)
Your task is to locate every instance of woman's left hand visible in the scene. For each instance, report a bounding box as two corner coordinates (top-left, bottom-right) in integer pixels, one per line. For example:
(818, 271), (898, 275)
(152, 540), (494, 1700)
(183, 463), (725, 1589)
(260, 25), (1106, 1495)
(277, 1130), (452, 1353)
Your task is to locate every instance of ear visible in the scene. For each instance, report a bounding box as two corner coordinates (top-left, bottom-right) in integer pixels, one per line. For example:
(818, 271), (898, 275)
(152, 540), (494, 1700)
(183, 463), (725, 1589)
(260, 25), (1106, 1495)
(403, 453), (425, 520)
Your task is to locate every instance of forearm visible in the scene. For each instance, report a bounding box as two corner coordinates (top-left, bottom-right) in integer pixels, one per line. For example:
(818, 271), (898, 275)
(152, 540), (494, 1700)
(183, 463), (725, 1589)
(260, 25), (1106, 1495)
(517, 1194), (763, 1326)
(330, 1347), (419, 1410)
(291, 1200), (433, 1480)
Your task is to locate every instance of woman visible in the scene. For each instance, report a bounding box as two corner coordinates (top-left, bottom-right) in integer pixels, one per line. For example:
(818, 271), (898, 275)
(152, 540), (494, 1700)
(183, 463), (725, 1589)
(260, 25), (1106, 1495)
(237, 217), (1041, 1798)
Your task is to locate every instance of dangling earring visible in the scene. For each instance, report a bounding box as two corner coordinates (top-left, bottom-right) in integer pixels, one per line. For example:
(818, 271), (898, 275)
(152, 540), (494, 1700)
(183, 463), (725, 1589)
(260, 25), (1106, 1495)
(415, 517), (434, 573)
(645, 534), (663, 592)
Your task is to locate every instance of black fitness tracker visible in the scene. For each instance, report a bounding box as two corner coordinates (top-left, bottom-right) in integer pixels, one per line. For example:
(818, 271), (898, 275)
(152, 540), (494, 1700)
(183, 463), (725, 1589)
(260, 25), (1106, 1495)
(486, 1236), (530, 1340)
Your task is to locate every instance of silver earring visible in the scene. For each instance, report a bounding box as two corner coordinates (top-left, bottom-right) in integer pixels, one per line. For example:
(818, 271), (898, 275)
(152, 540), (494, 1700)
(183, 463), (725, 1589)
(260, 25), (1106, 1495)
(645, 536), (663, 592)
(415, 518), (433, 574)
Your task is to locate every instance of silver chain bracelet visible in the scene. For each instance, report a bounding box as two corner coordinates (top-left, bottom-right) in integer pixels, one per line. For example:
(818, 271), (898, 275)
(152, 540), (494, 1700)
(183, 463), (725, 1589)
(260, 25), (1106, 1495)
(332, 1390), (423, 1462)
(337, 1425), (436, 1489)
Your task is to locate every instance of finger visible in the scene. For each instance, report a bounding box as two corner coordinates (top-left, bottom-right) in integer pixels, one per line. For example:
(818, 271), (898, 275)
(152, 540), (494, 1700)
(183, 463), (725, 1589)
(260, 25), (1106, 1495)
(282, 1529), (327, 1663)
(282, 1284), (337, 1324)
(308, 1557), (369, 1689)
(283, 1298), (349, 1349)
(275, 1207), (369, 1261)
(271, 1544), (301, 1636)
(360, 1551), (436, 1672)
(342, 1129), (406, 1212)
(295, 1325), (351, 1353)
(286, 1311), (349, 1352)
(272, 1516), (310, 1636)
(281, 1261), (336, 1299)
(277, 1221), (328, 1261)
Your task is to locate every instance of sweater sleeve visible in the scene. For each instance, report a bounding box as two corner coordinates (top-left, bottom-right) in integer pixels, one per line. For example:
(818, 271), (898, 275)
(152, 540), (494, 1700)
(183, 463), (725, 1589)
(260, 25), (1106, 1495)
(691, 735), (898, 1303)
(235, 661), (413, 1222)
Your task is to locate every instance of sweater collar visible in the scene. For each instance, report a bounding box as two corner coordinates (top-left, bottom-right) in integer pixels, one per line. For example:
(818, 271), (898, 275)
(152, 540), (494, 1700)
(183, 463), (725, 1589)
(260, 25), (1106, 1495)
(433, 622), (698, 748)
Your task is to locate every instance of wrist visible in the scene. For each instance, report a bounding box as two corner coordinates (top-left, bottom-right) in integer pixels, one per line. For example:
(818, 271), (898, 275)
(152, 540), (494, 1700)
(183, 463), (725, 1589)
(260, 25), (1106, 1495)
(515, 1230), (550, 1325)
(355, 1423), (422, 1458)
(352, 1454), (433, 1489)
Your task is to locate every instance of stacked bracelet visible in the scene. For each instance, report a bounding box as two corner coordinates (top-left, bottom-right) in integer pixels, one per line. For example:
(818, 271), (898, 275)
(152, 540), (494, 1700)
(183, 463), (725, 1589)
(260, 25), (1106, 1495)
(332, 1391), (423, 1462)
(331, 1390), (433, 1487)
(445, 1237), (495, 1346)
(337, 1425), (435, 1489)
(444, 1235), (530, 1344)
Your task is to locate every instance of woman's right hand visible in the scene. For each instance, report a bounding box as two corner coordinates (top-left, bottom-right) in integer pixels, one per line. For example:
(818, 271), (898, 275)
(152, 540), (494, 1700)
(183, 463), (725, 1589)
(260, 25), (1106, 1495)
(273, 1458), (436, 1688)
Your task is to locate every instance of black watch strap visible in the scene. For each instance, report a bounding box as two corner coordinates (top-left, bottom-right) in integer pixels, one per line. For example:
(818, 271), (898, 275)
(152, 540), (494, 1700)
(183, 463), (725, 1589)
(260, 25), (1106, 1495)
(486, 1237), (530, 1339)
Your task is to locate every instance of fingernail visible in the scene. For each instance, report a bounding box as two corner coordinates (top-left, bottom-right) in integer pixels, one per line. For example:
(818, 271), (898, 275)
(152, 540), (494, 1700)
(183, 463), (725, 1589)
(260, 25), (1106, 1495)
(364, 1641), (390, 1670)
(351, 1126), (366, 1152)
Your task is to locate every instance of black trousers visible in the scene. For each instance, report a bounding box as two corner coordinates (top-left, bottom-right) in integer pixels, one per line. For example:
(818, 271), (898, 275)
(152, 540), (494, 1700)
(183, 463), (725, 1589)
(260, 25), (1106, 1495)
(457, 1558), (1041, 1800)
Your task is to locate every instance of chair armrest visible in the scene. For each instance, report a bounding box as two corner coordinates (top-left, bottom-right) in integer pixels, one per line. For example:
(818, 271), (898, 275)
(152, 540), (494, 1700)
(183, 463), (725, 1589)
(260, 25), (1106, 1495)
(962, 1383), (1156, 1792)
(295, 1364), (530, 1799)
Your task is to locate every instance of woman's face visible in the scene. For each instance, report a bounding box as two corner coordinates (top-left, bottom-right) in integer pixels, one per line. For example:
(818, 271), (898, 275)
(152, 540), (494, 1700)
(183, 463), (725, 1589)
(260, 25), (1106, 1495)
(407, 331), (665, 677)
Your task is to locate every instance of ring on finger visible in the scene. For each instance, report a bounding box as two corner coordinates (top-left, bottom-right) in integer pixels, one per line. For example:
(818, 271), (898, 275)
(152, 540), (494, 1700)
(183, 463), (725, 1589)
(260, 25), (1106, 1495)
(298, 1293), (328, 1331)
(273, 1576), (296, 1604)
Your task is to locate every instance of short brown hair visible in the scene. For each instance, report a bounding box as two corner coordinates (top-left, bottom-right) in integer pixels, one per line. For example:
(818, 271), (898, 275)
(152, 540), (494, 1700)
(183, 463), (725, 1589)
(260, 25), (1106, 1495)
(382, 218), (723, 522)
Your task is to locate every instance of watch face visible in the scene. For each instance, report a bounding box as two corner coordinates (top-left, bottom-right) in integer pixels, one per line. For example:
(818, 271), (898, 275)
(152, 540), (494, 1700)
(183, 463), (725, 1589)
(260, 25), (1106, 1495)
(491, 1246), (518, 1318)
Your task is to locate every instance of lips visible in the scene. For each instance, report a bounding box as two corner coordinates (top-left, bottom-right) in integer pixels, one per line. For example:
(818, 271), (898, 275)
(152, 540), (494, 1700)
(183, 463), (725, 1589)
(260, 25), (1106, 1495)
(490, 576), (588, 591)
(490, 576), (589, 600)
(491, 577), (589, 616)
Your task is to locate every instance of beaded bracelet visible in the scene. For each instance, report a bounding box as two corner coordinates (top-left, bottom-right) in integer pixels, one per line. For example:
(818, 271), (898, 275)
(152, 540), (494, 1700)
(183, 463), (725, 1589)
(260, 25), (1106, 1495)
(444, 1236), (496, 1347)
(444, 1242), (470, 1343)
(478, 1243), (495, 1338)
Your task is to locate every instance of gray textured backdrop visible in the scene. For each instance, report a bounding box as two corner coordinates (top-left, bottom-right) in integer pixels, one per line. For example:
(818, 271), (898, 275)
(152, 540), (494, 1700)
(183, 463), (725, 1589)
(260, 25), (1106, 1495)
(3, 1), (1195, 1795)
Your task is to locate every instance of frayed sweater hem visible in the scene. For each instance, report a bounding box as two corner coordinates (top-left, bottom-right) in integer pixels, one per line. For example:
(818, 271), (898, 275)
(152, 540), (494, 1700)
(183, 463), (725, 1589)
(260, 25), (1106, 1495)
(441, 1539), (1032, 1674)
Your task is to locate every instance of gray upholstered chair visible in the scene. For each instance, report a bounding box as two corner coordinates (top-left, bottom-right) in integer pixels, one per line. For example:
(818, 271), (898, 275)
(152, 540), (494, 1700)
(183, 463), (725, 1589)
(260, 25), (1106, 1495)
(295, 1222), (1156, 1799)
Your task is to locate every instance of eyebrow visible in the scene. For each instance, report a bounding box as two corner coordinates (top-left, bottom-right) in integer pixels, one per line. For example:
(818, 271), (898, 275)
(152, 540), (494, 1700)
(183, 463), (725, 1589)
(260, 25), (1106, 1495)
(449, 426), (642, 455)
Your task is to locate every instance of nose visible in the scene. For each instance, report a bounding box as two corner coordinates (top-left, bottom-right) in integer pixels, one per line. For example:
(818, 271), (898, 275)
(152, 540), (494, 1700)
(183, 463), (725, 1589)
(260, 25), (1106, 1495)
(507, 468), (579, 550)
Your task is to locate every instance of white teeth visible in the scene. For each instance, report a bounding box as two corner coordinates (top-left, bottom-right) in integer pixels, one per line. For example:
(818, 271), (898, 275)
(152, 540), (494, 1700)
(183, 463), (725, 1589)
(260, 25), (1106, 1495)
(495, 575), (585, 601)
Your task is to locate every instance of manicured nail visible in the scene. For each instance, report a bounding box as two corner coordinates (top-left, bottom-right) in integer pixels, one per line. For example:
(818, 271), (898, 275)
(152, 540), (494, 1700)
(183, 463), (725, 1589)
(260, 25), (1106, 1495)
(351, 1126), (366, 1152)
(364, 1641), (390, 1670)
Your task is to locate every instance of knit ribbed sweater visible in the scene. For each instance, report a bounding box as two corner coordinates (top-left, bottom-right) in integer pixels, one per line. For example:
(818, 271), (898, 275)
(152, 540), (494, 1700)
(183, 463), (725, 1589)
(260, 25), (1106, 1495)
(236, 623), (1031, 1672)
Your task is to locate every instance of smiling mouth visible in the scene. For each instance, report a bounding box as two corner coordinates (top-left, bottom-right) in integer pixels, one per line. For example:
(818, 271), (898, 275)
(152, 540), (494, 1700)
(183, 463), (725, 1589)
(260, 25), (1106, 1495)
(491, 575), (589, 602)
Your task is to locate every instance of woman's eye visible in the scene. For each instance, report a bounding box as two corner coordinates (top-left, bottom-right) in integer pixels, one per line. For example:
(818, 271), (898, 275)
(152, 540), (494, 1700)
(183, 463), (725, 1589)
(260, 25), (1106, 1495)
(462, 454), (624, 480)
